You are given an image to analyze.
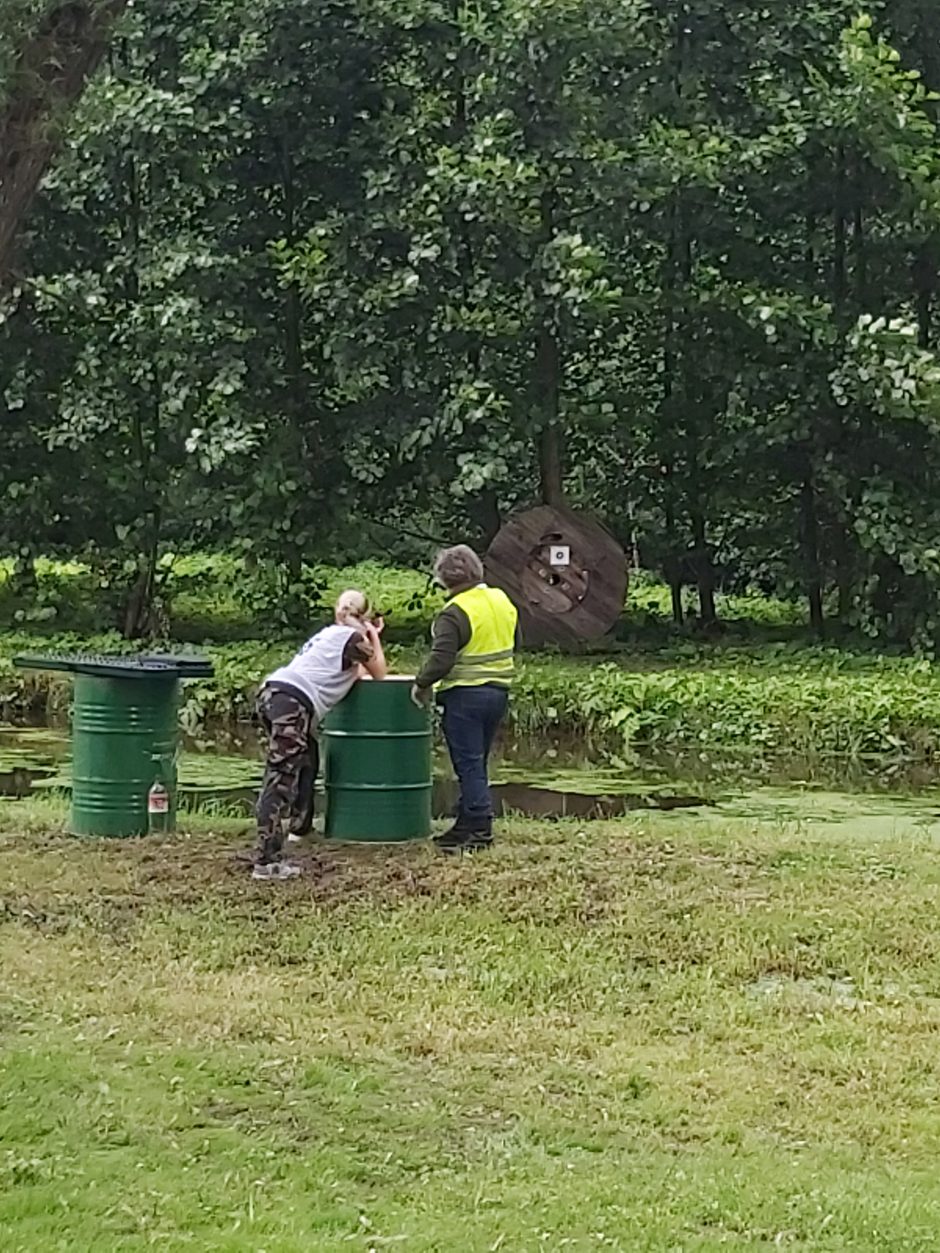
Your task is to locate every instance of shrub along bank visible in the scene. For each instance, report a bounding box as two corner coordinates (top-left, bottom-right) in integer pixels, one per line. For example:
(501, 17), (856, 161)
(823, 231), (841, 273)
(0, 556), (808, 642)
(3, 632), (940, 765)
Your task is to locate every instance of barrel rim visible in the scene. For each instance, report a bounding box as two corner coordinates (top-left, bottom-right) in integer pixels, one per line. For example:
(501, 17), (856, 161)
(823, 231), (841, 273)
(324, 782), (432, 793)
(324, 836), (431, 845)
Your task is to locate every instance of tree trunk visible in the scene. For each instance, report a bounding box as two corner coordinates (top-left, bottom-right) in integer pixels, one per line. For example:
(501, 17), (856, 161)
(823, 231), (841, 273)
(122, 562), (152, 640)
(668, 566), (684, 626)
(538, 419), (564, 507)
(469, 487), (502, 549)
(660, 195), (686, 628)
(122, 517), (160, 640)
(0, 1), (130, 284)
(837, 575), (853, 623)
(689, 509), (717, 626)
(834, 523), (855, 623)
(664, 494), (683, 626)
(536, 325), (564, 506)
(534, 182), (564, 508)
(800, 472), (825, 636)
(625, 496), (641, 571)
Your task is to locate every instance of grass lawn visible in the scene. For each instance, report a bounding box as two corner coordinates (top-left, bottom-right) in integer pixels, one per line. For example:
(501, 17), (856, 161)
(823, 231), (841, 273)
(1, 800), (940, 1250)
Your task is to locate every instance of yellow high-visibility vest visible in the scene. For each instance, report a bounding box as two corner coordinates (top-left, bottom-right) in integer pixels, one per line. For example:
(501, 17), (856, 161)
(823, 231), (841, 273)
(438, 584), (518, 691)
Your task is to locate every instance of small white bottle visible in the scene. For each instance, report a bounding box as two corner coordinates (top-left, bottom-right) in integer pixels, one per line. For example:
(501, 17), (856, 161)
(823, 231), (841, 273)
(147, 780), (170, 835)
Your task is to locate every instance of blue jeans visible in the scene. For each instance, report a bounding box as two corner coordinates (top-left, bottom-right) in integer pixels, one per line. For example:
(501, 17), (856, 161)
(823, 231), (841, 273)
(439, 684), (509, 826)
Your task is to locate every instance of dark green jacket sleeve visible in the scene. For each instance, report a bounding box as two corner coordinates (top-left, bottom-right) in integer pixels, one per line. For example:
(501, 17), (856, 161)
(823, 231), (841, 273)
(414, 605), (472, 689)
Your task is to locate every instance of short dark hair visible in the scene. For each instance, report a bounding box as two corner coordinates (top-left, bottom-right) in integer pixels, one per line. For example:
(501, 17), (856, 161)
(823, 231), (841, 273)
(433, 545), (484, 591)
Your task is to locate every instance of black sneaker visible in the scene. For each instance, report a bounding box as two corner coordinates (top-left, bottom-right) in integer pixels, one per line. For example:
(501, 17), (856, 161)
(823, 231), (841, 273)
(437, 823), (493, 855)
(432, 819), (470, 848)
(462, 829), (493, 853)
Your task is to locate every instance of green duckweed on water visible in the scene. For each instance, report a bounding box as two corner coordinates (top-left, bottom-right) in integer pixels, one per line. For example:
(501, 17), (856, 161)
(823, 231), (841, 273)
(695, 786), (940, 843)
(0, 724), (264, 805)
(4, 718), (940, 839)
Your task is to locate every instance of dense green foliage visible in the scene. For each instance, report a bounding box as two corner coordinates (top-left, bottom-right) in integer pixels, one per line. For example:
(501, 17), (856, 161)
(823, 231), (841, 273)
(0, 553), (807, 639)
(4, 3), (940, 646)
(5, 623), (940, 766)
(0, 559), (937, 767)
(0, 554), (443, 639)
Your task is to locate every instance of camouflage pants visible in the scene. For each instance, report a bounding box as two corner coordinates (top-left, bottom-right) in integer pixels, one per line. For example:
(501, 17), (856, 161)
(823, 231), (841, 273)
(255, 686), (319, 864)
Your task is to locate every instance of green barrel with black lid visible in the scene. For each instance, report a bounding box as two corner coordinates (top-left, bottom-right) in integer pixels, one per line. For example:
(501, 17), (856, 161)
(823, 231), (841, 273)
(13, 652), (213, 837)
(322, 676), (432, 842)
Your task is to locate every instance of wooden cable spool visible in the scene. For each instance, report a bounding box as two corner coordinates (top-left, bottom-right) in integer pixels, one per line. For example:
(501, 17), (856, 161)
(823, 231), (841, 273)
(484, 504), (628, 646)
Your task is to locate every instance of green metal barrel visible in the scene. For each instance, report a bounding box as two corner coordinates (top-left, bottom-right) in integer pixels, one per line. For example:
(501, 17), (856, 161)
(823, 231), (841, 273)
(323, 677), (431, 842)
(71, 673), (180, 837)
(13, 651), (212, 838)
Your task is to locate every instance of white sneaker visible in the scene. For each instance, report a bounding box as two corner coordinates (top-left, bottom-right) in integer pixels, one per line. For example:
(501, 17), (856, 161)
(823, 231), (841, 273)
(252, 861), (301, 881)
(286, 833), (302, 845)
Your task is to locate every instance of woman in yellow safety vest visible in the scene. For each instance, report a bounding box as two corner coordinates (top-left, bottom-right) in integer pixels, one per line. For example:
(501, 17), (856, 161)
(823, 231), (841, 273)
(412, 546), (518, 853)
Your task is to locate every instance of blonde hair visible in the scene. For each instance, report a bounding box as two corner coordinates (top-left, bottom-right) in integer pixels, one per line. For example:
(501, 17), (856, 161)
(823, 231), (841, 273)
(335, 588), (370, 627)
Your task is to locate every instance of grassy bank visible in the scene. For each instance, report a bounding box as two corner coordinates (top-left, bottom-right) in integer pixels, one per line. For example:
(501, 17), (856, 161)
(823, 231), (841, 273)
(0, 557), (441, 640)
(2, 557), (939, 767)
(3, 632), (940, 766)
(2, 798), (940, 1248)
(0, 555), (805, 642)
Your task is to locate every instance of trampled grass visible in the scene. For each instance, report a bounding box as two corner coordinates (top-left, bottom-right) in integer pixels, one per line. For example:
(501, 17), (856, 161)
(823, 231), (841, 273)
(2, 798), (940, 1249)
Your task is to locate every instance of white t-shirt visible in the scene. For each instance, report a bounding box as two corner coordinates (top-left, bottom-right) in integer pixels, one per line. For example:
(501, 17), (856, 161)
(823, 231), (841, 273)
(265, 623), (364, 721)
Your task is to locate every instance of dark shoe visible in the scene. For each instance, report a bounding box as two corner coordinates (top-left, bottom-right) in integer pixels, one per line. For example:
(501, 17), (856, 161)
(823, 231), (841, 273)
(436, 823), (493, 855)
(435, 828), (469, 854)
(463, 828), (493, 853)
(432, 818), (470, 848)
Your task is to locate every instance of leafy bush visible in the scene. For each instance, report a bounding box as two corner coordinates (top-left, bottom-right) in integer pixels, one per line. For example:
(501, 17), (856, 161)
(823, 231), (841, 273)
(0, 554), (445, 642)
(4, 630), (940, 766)
(2, 558), (928, 767)
(2, 553), (814, 642)
(513, 649), (940, 760)
(624, 571), (806, 630)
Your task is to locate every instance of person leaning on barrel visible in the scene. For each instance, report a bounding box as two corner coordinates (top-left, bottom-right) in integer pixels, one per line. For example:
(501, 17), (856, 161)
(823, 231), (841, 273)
(252, 589), (387, 881)
(412, 546), (519, 854)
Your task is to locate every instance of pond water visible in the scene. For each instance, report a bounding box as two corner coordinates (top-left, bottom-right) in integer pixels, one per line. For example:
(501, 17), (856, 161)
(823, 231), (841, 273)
(4, 718), (940, 840)
(0, 723), (264, 809)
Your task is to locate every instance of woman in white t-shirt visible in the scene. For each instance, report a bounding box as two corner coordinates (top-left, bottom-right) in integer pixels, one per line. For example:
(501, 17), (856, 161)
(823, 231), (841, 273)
(252, 590), (386, 880)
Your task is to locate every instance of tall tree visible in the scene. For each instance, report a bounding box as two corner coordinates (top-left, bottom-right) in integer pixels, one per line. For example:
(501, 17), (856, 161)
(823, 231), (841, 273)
(0, 0), (130, 283)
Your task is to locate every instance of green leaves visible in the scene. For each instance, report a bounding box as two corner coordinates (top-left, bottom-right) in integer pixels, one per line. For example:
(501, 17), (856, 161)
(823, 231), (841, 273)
(836, 13), (940, 229)
(6, 0), (940, 649)
(832, 314), (940, 424)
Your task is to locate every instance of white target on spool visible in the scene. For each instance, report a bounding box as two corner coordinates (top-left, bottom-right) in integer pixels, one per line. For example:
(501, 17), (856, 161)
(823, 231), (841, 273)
(484, 505), (627, 646)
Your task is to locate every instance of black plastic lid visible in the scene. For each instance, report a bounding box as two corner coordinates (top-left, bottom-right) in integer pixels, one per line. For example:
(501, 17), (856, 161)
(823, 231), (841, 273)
(139, 653), (215, 678)
(13, 652), (214, 680)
